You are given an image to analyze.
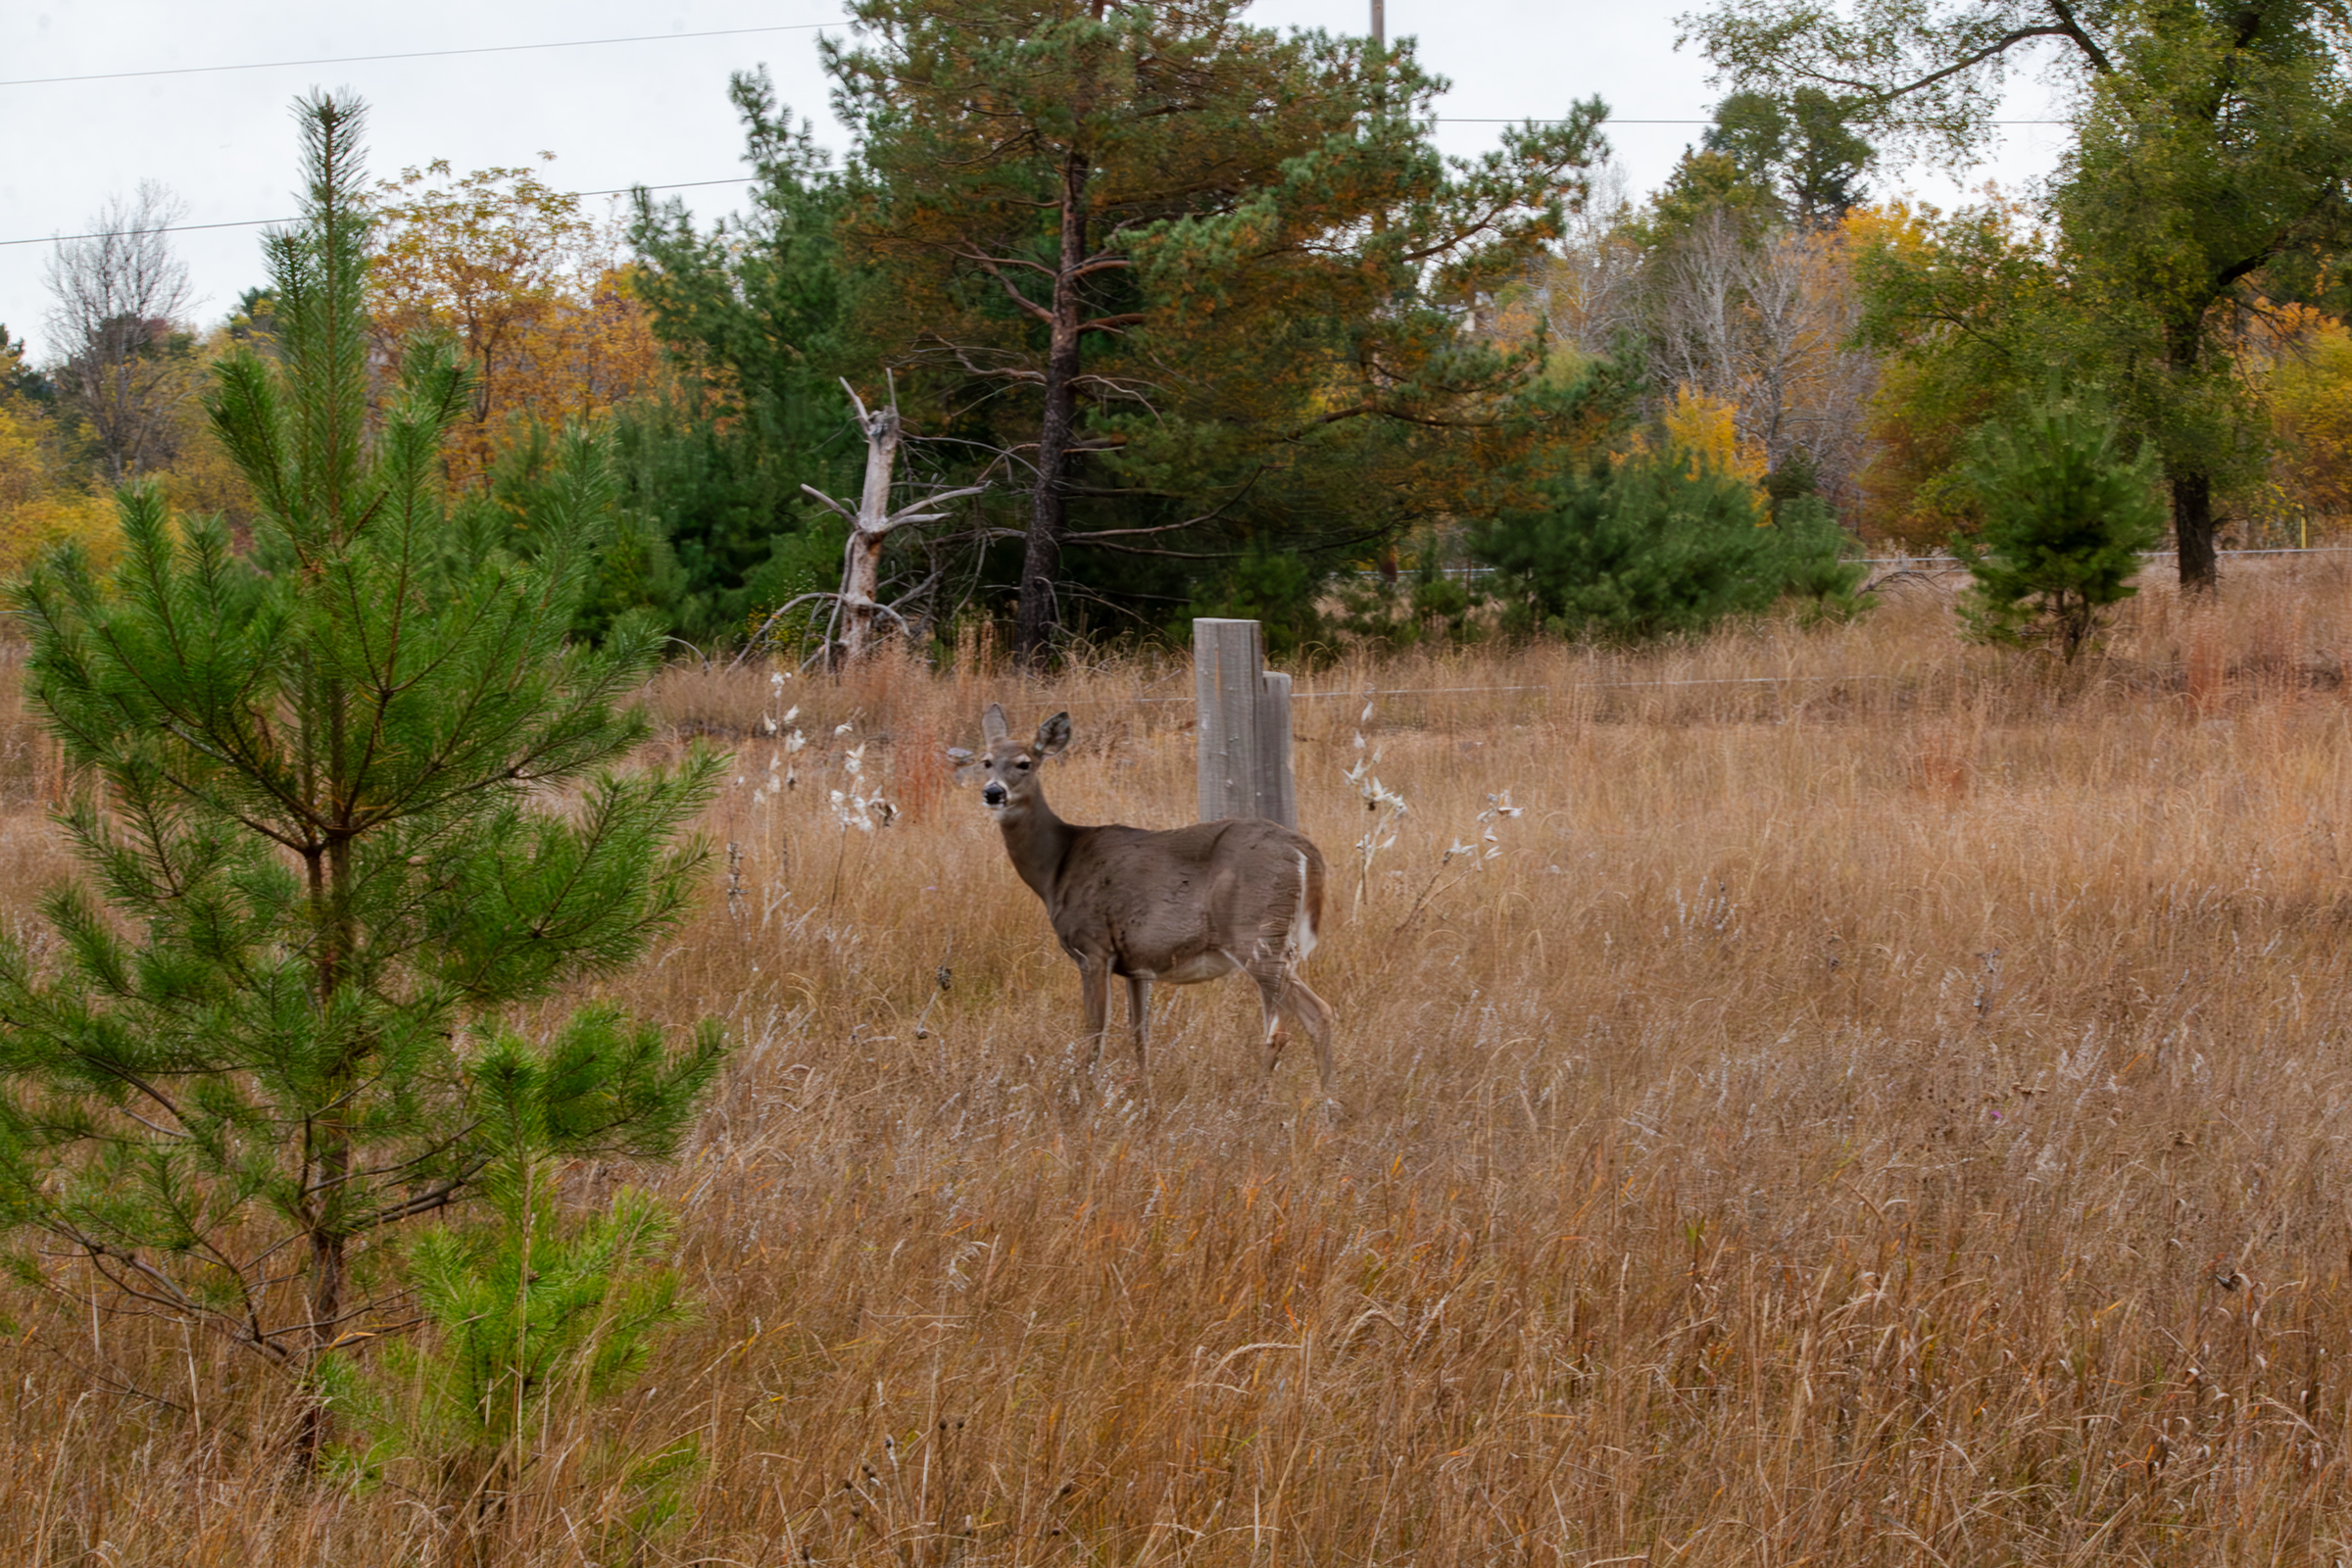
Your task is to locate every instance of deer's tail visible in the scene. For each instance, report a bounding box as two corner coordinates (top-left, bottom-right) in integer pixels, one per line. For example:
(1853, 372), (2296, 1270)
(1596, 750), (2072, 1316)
(1293, 846), (1325, 960)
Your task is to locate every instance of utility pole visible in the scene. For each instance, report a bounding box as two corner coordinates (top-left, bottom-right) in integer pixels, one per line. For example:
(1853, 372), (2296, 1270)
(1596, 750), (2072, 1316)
(1370, 0), (1397, 585)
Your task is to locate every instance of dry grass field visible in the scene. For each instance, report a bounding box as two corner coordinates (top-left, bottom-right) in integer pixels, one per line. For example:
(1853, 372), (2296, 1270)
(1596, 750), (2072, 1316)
(12, 564), (2352, 1564)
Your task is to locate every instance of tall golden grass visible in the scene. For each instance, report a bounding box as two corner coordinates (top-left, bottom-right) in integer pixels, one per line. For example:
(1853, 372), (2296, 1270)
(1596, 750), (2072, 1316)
(10, 565), (2352, 1564)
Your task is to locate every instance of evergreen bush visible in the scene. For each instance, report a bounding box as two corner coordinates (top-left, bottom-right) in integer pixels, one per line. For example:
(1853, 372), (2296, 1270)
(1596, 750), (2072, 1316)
(1953, 394), (2166, 660)
(1470, 449), (1860, 642)
(1335, 552), (1484, 651)
(324, 1013), (701, 1539)
(1189, 543), (1329, 660)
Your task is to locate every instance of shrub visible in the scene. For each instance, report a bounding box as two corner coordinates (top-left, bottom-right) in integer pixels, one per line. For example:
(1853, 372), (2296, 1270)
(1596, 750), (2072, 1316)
(1954, 394), (2165, 660)
(1190, 543), (1327, 660)
(326, 1017), (700, 1545)
(1334, 550), (1483, 651)
(1470, 450), (1860, 642)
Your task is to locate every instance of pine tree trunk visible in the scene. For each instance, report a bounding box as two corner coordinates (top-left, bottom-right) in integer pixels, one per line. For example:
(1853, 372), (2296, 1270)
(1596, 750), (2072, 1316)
(298, 764), (357, 1466)
(1016, 338), (1076, 664)
(297, 1151), (348, 1464)
(1015, 150), (1090, 667)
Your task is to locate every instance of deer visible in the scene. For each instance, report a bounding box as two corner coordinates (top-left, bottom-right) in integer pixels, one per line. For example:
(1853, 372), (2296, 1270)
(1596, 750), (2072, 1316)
(965, 704), (1336, 1091)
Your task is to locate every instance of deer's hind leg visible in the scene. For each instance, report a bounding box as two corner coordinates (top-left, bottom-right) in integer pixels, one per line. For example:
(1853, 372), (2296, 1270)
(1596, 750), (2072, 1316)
(1252, 968), (1290, 1077)
(1250, 958), (1336, 1090)
(1245, 962), (1323, 1081)
(1278, 974), (1335, 1092)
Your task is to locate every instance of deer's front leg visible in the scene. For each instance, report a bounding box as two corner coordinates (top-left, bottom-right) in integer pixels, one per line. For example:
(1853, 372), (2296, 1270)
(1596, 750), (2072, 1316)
(1079, 960), (1110, 1064)
(1127, 974), (1152, 1067)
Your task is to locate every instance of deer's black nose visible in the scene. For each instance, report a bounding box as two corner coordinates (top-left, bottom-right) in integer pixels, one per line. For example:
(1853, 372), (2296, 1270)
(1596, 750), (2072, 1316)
(983, 782), (1006, 807)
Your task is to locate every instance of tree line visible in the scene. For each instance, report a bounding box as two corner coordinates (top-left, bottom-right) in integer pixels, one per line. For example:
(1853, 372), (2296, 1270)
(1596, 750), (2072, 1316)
(12, 0), (2352, 665)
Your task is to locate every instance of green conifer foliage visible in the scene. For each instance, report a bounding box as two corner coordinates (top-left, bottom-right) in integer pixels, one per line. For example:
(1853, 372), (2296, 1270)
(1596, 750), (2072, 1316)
(827, 0), (1606, 662)
(325, 1015), (702, 1534)
(1703, 87), (1873, 228)
(1471, 450), (1857, 642)
(1953, 395), (2165, 661)
(0, 94), (725, 1402)
(625, 69), (858, 646)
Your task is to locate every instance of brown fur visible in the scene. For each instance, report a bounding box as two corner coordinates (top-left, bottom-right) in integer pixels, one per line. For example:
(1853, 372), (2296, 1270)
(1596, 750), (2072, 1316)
(971, 705), (1335, 1089)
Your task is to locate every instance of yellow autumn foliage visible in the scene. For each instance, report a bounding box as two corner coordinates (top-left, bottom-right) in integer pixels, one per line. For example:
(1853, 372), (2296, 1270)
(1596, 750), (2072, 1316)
(0, 491), (125, 577)
(368, 161), (663, 489)
(0, 400), (43, 513)
(0, 399), (123, 577)
(2269, 314), (2352, 533)
(1660, 384), (1769, 487)
(1838, 199), (1936, 261)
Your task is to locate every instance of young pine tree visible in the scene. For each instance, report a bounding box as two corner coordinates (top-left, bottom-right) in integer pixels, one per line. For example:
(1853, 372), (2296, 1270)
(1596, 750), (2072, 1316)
(1954, 395), (2165, 661)
(0, 93), (723, 1426)
(329, 1024), (701, 1535)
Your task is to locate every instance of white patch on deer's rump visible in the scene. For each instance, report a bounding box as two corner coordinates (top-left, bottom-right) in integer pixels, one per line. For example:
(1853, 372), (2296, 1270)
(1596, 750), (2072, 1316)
(1290, 850), (1319, 959)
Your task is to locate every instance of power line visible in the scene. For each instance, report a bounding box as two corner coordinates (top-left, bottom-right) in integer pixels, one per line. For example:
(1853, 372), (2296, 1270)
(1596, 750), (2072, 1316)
(0, 18), (2079, 118)
(0, 25), (2076, 122)
(1446, 117), (2069, 125)
(0, 20), (2074, 127)
(0, 176), (760, 250)
(0, 23), (838, 90)
(0, 111), (2075, 247)
(0, 16), (2073, 249)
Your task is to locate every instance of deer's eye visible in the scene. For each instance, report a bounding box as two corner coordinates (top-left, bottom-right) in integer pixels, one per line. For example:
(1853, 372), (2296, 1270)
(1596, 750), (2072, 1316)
(1016, 759), (1031, 770)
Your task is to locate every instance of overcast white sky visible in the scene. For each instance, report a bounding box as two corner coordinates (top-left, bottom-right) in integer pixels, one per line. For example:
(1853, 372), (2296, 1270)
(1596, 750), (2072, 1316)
(2, 0), (2073, 363)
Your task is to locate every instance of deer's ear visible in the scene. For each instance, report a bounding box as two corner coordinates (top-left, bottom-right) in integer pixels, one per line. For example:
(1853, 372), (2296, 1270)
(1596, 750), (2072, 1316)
(1035, 711), (1072, 757)
(981, 704), (1008, 744)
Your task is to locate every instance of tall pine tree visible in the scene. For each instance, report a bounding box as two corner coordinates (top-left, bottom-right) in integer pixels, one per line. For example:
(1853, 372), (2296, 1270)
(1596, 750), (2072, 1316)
(827, 0), (1605, 661)
(627, 68), (861, 646)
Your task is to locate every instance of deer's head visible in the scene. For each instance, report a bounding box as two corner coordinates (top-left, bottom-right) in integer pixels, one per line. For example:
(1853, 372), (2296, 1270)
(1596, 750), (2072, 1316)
(968, 704), (1069, 817)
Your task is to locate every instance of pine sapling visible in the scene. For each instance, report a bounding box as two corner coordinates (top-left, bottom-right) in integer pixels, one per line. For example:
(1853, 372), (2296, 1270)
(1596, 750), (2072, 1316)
(0, 92), (725, 1460)
(325, 1015), (701, 1546)
(1954, 394), (2166, 661)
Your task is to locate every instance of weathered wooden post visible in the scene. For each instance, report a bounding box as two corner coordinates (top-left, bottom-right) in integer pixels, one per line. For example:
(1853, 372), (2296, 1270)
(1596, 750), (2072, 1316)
(1256, 667), (1296, 829)
(1193, 618), (1297, 829)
